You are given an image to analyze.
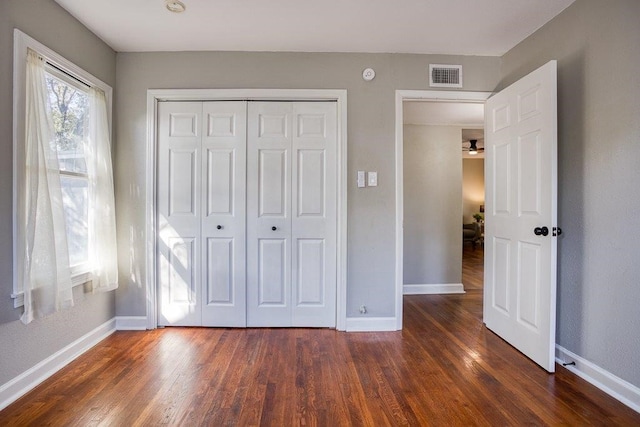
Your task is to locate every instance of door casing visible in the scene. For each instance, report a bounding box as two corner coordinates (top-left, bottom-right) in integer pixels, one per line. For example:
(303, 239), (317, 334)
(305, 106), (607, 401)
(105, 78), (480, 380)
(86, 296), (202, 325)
(146, 89), (348, 330)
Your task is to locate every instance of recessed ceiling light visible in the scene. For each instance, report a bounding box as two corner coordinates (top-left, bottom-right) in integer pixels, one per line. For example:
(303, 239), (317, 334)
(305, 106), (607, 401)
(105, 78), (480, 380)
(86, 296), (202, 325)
(165, 0), (186, 13)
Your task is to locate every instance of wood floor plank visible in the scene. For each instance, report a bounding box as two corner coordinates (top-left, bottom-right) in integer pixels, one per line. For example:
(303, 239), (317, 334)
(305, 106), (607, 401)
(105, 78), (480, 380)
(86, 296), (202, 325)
(2, 247), (639, 426)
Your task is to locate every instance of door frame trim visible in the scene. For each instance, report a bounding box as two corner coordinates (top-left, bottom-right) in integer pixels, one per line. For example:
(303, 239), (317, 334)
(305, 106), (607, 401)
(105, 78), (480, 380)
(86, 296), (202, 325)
(394, 90), (492, 330)
(145, 89), (348, 330)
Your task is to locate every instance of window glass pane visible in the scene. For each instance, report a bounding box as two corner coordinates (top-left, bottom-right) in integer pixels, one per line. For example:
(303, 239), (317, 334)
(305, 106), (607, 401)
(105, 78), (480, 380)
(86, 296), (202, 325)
(46, 71), (90, 269)
(45, 73), (88, 174)
(60, 175), (89, 267)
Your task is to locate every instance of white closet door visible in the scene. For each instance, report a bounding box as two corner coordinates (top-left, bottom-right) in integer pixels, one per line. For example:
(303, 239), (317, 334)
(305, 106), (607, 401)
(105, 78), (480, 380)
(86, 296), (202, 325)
(157, 102), (202, 326)
(158, 101), (247, 327)
(291, 102), (337, 327)
(247, 102), (293, 326)
(201, 102), (247, 327)
(247, 102), (337, 327)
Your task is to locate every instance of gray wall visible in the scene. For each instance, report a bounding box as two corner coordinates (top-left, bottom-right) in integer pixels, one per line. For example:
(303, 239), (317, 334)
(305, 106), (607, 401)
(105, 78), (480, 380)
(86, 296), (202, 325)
(403, 125), (462, 285)
(462, 158), (485, 223)
(115, 52), (500, 318)
(0, 0), (116, 384)
(500, 0), (640, 387)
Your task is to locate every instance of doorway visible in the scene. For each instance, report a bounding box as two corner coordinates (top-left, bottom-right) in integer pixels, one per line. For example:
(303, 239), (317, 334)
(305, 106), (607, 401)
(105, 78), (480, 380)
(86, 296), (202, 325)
(402, 104), (486, 294)
(394, 90), (492, 329)
(462, 128), (485, 290)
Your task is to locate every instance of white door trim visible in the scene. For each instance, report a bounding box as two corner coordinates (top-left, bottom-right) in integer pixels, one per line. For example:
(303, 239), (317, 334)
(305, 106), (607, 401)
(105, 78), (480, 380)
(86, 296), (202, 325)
(145, 89), (348, 331)
(394, 90), (492, 330)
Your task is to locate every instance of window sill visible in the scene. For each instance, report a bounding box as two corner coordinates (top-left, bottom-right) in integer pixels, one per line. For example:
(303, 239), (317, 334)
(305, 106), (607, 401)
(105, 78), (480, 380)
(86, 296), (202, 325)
(11, 272), (94, 308)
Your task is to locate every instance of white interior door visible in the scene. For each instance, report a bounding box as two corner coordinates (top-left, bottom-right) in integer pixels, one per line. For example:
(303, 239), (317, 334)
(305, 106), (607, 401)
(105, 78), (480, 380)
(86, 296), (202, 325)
(484, 60), (558, 372)
(157, 101), (247, 327)
(247, 102), (337, 327)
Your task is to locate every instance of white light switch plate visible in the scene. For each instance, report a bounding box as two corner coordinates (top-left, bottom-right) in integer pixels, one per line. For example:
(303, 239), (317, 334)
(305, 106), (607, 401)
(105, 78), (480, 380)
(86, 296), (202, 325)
(357, 170), (366, 188)
(368, 171), (378, 187)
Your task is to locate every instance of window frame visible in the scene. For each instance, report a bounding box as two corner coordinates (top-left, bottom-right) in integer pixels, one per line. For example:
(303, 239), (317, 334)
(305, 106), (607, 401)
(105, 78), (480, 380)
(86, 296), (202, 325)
(12, 29), (113, 307)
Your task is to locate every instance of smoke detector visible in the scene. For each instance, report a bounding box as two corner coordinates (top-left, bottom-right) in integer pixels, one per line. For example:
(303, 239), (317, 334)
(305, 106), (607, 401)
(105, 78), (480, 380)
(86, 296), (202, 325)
(165, 0), (186, 13)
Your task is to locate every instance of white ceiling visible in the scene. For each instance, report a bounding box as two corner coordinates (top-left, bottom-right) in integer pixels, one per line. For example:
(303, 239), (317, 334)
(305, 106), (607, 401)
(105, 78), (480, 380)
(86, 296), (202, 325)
(54, 0), (575, 54)
(403, 102), (485, 158)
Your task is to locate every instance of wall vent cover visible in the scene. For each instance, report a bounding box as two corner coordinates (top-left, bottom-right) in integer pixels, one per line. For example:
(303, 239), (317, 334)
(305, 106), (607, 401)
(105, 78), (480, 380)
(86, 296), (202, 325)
(429, 64), (463, 88)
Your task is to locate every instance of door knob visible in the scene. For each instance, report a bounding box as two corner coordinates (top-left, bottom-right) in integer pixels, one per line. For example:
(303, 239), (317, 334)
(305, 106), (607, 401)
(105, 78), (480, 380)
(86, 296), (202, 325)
(272, 226), (277, 231)
(217, 225), (222, 230)
(534, 226), (549, 236)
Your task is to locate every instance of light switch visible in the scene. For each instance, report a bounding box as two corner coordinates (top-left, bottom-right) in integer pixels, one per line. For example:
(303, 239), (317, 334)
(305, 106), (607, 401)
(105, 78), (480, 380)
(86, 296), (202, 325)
(368, 171), (378, 187)
(357, 170), (366, 188)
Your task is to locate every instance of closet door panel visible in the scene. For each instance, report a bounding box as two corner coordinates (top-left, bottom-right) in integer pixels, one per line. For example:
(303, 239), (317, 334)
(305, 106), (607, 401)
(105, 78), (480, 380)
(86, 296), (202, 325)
(247, 102), (292, 326)
(157, 102), (202, 327)
(258, 238), (288, 305)
(201, 101), (247, 327)
(248, 101), (337, 328)
(296, 149), (325, 217)
(291, 102), (337, 327)
(296, 238), (325, 305)
(258, 149), (288, 217)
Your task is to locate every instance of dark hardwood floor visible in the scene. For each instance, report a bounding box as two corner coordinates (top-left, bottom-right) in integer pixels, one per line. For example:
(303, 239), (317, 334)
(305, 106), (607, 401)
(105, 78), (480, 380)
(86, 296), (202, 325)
(2, 248), (639, 426)
(462, 244), (483, 290)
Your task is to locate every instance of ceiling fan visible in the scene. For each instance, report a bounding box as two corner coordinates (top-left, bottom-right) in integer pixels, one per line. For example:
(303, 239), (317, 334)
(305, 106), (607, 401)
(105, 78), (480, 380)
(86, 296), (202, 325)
(462, 139), (484, 155)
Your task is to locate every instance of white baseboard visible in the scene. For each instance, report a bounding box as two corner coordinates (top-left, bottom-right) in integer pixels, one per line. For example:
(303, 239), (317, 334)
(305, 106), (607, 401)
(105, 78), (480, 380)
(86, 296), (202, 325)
(115, 316), (148, 330)
(0, 318), (116, 411)
(403, 283), (465, 295)
(346, 317), (399, 332)
(556, 345), (640, 413)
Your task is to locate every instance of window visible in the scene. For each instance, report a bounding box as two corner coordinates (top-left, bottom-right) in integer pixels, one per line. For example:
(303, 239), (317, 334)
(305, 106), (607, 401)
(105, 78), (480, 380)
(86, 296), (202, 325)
(12, 30), (118, 323)
(45, 68), (90, 271)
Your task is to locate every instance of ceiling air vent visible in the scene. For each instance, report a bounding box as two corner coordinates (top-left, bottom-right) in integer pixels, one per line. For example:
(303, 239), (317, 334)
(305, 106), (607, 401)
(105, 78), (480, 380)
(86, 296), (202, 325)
(429, 64), (463, 88)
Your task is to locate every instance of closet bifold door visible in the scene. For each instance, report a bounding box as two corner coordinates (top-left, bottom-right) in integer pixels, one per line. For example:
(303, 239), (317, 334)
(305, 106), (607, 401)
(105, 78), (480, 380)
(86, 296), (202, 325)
(157, 101), (247, 327)
(200, 101), (247, 327)
(247, 102), (293, 326)
(290, 102), (337, 327)
(247, 102), (337, 327)
(157, 101), (203, 326)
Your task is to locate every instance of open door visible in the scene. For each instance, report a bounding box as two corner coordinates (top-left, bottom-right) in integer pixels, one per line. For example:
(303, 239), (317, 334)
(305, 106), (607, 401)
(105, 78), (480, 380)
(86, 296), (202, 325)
(484, 60), (558, 372)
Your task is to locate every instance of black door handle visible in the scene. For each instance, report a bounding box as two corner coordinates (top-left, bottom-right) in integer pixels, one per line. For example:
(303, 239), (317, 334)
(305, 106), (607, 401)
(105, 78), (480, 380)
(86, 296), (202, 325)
(534, 226), (549, 236)
(272, 226), (277, 231)
(217, 225), (222, 230)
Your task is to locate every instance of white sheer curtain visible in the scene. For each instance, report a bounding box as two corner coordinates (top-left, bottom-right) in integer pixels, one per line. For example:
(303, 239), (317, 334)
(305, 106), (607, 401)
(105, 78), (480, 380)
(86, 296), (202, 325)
(20, 49), (74, 324)
(87, 88), (118, 292)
